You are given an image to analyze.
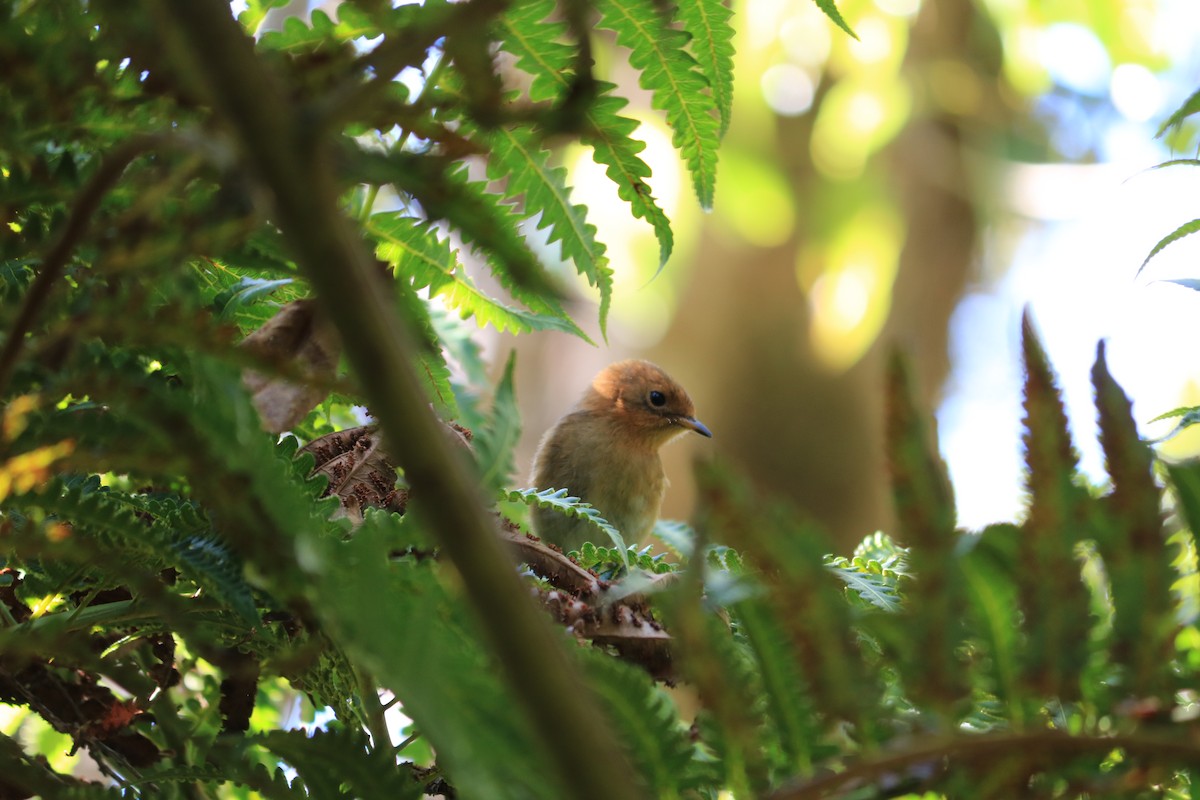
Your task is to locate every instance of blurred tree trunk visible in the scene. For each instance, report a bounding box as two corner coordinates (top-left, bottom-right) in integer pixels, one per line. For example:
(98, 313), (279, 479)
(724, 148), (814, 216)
(656, 0), (1007, 548)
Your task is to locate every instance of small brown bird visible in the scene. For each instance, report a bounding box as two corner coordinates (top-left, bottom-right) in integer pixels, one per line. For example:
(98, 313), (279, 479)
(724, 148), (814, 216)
(529, 360), (712, 552)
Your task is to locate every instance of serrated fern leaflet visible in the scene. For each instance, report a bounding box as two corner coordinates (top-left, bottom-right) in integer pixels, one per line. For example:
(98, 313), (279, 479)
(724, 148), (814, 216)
(498, 0), (675, 264)
(505, 487), (629, 567)
(596, 0), (721, 210)
(677, 0), (736, 137)
(370, 213), (581, 337)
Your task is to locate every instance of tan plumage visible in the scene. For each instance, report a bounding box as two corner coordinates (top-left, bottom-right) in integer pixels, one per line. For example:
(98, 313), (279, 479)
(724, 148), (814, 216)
(529, 360), (712, 552)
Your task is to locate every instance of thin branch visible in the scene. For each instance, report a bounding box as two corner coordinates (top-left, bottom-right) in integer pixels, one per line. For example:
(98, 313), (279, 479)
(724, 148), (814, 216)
(0, 135), (164, 398)
(152, 4), (645, 798)
(354, 666), (393, 750)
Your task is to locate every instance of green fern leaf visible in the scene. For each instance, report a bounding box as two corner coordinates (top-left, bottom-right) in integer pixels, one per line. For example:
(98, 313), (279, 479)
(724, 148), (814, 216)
(812, 0), (858, 39)
(257, 729), (422, 799)
(301, 511), (557, 799)
(584, 88), (677, 266)
(824, 559), (901, 612)
(482, 123), (614, 338)
(441, 163), (592, 342)
(390, 255), (466, 419)
(474, 352), (521, 494)
(694, 463), (879, 730)
(498, 0), (674, 265)
(676, 0), (736, 137)
(370, 212), (577, 338)
(1139, 218), (1200, 275)
(733, 598), (818, 775)
(1149, 158), (1200, 170)
(504, 487), (629, 559)
(1092, 341), (1176, 699)
(1018, 312), (1093, 700)
(960, 525), (1023, 711)
(884, 353), (966, 711)
(1156, 86), (1200, 137)
(578, 651), (697, 796)
(596, 0), (721, 210)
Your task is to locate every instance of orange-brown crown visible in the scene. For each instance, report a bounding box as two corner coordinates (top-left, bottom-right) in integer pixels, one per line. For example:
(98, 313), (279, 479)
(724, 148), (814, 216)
(580, 360), (711, 445)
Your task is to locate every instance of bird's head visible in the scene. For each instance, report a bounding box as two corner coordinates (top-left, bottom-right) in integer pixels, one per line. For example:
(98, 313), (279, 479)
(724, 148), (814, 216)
(582, 360), (712, 447)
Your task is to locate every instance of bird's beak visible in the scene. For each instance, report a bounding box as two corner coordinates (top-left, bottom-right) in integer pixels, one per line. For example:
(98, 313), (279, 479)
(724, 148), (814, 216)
(677, 416), (713, 438)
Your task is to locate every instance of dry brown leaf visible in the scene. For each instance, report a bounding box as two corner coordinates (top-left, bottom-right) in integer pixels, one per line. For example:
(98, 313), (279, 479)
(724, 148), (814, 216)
(241, 299), (340, 434)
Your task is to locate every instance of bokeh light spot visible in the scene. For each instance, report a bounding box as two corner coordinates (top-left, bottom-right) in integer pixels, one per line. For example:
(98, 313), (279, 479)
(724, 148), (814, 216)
(761, 64), (815, 116)
(1110, 63), (1163, 122)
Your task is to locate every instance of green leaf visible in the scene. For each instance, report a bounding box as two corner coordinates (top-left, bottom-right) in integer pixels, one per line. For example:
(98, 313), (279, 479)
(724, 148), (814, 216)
(474, 352), (521, 494)
(1139, 218), (1200, 275)
(676, 0), (736, 137)
(1159, 278), (1200, 292)
(302, 511), (560, 799)
(652, 518), (697, 558)
(884, 352), (966, 712)
(4, 480), (260, 623)
(392, 273), (460, 418)
(212, 277), (294, 319)
(1092, 340), (1176, 699)
(812, 0), (858, 39)
(482, 123), (614, 338)
(824, 559), (901, 612)
(1018, 311), (1093, 700)
(256, 729), (422, 800)
(370, 212), (580, 338)
(236, 0), (290, 34)
(1149, 158), (1200, 170)
(596, 0), (721, 210)
(960, 526), (1023, 711)
(693, 463), (879, 731)
(1156, 86), (1200, 138)
(504, 487), (629, 564)
(577, 651), (697, 796)
(498, 0), (675, 265)
(1145, 405), (1200, 444)
(733, 598), (818, 775)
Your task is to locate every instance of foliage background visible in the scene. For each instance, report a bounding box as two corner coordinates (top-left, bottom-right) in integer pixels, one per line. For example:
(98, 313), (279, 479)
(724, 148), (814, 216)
(4, 0), (1200, 798)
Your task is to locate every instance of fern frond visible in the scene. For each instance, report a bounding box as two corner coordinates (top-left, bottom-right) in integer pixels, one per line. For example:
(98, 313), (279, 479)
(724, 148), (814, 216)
(960, 525), (1023, 709)
(505, 487), (629, 557)
(824, 557), (902, 612)
(393, 274), (461, 418)
(498, 0), (675, 264)
(1156, 86), (1200, 137)
(257, 729), (422, 799)
(596, 0), (721, 210)
(370, 212), (580, 338)
(474, 352), (521, 494)
(4, 479), (260, 623)
(442, 163), (592, 343)
(482, 123), (614, 338)
(885, 353), (966, 712)
(733, 598), (818, 776)
(1017, 312), (1093, 700)
(812, 0), (858, 39)
(301, 511), (556, 799)
(1092, 341), (1176, 699)
(578, 651), (697, 796)
(676, 0), (736, 137)
(1139, 218), (1200, 275)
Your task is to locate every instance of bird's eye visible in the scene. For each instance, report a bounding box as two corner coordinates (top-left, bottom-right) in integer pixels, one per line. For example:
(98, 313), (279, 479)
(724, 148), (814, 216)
(649, 390), (666, 407)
